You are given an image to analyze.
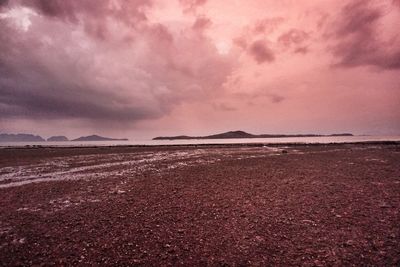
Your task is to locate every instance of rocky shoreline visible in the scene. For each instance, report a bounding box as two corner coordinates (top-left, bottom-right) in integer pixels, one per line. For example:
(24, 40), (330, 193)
(0, 143), (399, 265)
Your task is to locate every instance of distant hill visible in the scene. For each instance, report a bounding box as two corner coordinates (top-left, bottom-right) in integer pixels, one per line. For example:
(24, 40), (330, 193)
(207, 130), (255, 139)
(153, 131), (353, 140)
(47, 136), (69, 142)
(71, 135), (128, 141)
(0, 133), (45, 142)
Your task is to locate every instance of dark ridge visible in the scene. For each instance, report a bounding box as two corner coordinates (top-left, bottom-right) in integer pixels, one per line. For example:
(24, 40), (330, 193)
(153, 131), (353, 140)
(0, 133), (45, 142)
(47, 136), (69, 142)
(72, 135), (128, 141)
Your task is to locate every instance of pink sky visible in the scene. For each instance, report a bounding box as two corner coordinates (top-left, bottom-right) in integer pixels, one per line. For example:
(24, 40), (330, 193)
(0, 0), (399, 139)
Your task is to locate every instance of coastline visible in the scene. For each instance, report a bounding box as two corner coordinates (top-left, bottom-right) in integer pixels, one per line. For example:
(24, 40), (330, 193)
(1, 139), (400, 149)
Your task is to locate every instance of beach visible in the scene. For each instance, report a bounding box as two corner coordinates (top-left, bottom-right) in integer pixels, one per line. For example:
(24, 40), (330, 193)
(0, 143), (399, 265)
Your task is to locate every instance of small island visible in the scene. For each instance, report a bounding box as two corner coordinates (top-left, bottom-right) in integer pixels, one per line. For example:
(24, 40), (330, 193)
(47, 136), (69, 142)
(153, 130), (353, 140)
(71, 135), (128, 141)
(0, 133), (45, 142)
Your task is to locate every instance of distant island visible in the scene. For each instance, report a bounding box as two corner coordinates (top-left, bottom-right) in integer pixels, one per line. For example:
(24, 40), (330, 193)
(71, 135), (128, 141)
(153, 130), (353, 140)
(47, 136), (69, 142)
(0, 133), (45, 142)
(0, 133), (128, 142)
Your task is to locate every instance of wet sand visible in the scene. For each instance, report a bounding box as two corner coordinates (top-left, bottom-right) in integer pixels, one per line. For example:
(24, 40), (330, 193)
(0, 143), (399, 265)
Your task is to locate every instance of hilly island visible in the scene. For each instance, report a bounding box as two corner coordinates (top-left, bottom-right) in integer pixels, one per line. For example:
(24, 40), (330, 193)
(0, 134), (128, 142)
(153, 130), (353, 140)
(71, 135), (128, 141)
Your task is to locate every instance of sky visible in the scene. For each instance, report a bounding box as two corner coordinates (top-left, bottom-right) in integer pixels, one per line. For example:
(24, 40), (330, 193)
(0, 0), (399, 139)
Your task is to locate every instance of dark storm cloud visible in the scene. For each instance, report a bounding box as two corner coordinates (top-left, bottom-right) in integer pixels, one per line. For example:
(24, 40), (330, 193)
(0, 83), (157, 120)
(20, 0), (152, 42)
(248, 40), (275, 64)
(23, 0), (79, 21)
(0, 36), (159, 121)
(0, 0), (8, 7)
(0, 1), (234, 124)
(0, 10), (157, 122)
(330, 0), (400, 70)
(23, 0), (151, 23)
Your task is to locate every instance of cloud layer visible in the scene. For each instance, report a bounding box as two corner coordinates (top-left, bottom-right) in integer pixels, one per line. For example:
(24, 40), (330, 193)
(331, 0), (400, 69)
(0, 0), (233, 124)
(0, 0), (399, 137)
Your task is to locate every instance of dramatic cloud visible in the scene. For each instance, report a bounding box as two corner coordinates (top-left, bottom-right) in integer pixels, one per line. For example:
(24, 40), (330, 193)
(330, 0), (400, 69)
(248, 40), (275, 63)
(24, 0), (151, 23)
(0, 0), (399, 138)
(0, 0), (234, 125)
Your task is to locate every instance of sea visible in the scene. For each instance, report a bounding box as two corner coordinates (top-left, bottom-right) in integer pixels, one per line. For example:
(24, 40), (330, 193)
(1, 135), (400, 148)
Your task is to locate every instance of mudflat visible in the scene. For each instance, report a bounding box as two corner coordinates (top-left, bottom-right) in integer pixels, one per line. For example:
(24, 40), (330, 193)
(0, 143), (399, 266)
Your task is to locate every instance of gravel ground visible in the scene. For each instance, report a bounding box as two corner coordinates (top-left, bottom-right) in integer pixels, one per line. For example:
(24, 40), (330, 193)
(0, 143), (399, 266)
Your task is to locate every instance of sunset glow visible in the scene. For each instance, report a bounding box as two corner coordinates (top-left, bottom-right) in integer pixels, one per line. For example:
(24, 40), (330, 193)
(1, 0), (399, 138)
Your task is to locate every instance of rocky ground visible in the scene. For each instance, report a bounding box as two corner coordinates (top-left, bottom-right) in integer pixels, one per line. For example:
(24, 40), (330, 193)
(0, 143), (399, 266)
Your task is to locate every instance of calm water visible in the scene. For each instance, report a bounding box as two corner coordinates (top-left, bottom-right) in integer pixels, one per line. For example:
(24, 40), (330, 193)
(1, 135), (400, 147)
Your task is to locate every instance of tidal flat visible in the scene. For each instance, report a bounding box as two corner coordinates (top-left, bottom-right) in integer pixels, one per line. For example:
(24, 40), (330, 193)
(0, 143), (399, 265)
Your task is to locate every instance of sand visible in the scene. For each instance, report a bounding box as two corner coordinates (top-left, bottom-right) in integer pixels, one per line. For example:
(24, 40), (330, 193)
(0, 143), (399, 265)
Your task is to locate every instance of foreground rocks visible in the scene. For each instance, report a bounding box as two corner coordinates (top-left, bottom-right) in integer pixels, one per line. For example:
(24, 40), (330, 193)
(0, 144), (399, 266)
